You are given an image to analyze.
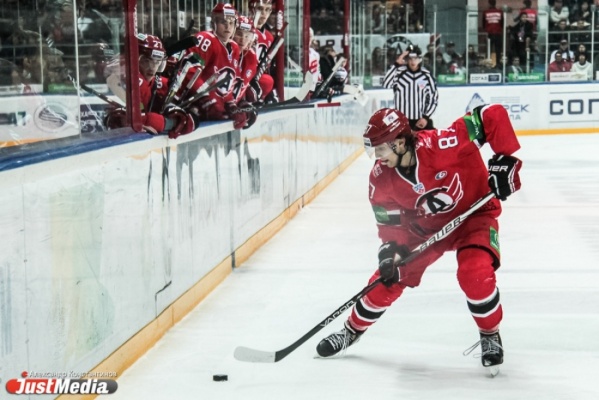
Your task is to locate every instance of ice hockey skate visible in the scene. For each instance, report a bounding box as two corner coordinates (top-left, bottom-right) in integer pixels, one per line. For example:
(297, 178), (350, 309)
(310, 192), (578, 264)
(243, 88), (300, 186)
(316, 322), (362, 358)
(464, 331), (503, 377)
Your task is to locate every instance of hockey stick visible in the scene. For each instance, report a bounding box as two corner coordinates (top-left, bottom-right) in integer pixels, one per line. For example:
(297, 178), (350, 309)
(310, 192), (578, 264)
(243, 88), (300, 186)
(253, 21), (288, 83)
(80, 83), (125, 108)
(342, 84), (369, 106)
(312, 56), (346, 99)
(162, 53), (202, 110)
(260, 72), (313, 110)
(177, 71), (233, 110)
(234, 191), (496, 363)
(261, 101), (341, 112)
(165, 35), (199, 57)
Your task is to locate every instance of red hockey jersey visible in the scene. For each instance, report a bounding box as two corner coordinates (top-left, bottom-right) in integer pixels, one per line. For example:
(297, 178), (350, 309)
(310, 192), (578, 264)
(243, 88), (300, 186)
(368, 104), (520, 244)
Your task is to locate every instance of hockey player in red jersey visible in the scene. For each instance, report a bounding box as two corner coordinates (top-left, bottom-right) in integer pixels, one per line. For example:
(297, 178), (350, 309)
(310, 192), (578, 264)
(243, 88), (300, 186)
(105, 33), (194, 139)
(232, 16), (258, 102)
(316, 105), (522, 374)
(177, 3), (255, 129)
(248, 0), (276, 101)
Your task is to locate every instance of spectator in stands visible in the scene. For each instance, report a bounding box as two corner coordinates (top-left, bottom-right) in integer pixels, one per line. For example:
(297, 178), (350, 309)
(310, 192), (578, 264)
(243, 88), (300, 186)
(572, 52), (593, 79)
(548, 51), (573, 77)
(370, 47), (387, 75)
(320, 46), (337, 82)
(0, 58), (19, 86)
(515, 0), (538, 31)
(511, 12), (534, 68)
(571, 1), (592, 24)
(482, 0), (504, 59)
(550, 38), (575, 62)
(369, 4), (385, 34)
(550, 0), (570, 27)
(387, 4), (406, 33)
(570, 18), (591, 44)
(442, 41), (461, 64)
(507, 56), (524, 77)
(422, 54), (432, 71)
(464, 44), (479, 70)
(434, 52), (449, 76)
(424, 43), (438, 63)
(549, 19), (570, 50)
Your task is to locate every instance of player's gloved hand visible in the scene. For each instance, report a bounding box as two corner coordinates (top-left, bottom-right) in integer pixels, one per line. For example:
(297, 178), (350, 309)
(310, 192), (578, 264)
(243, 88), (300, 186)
(237, 100), (257, 129)
(378, 242), (410, 287)
(225, 101), (257, 130)
(142, 112), (166, 134)
(225, 101), (246, 130)
(104, 107), (127, 129)
(488, 154), (522, 201)
(164, 106), (195, 139)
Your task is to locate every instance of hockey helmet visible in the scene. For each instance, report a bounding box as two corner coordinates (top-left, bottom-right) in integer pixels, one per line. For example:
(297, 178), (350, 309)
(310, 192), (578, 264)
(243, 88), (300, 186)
(234, 15), (256, 48)
(137, 33), (166, 60)
(237, 15), (255, 32)
(212, 3), (238, 20)
(136, 33), (166, 73)
(363, 108), (411, 148)
(89, 42), (115, 79)
(333, 67), (348, 83)
(406, 44), (422, 59)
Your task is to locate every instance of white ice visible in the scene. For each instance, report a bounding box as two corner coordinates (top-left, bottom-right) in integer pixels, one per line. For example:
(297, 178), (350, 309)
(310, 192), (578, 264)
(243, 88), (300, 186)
(110, 134), (599, 400)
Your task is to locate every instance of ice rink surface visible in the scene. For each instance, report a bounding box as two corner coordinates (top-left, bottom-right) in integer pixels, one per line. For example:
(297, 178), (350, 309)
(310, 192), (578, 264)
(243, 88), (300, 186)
(110, 134), (599, 400)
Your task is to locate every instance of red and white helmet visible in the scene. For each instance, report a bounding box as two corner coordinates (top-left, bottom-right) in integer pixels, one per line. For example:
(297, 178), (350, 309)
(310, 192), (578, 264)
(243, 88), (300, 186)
(136, 33), (166, 60)
(237, 15), (255, 33)
(363, 108), (411, 148)
(212, 3), (238, 20)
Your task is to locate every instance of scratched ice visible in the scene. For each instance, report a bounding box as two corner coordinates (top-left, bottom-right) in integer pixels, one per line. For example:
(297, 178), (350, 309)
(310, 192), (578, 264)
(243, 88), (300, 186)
(110, 134), (599, 400)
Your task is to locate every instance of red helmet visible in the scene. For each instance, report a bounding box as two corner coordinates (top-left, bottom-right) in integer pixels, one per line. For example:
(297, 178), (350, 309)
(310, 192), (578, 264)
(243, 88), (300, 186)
(363, 108), (411, 147)
(136, 33), (165, 60)
(212, 3), (238, 19)
(237, 15), (255, 32)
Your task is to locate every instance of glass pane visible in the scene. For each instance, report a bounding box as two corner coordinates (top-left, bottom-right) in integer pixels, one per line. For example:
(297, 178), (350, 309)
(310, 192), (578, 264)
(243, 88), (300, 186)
(0, 0), (128, 147)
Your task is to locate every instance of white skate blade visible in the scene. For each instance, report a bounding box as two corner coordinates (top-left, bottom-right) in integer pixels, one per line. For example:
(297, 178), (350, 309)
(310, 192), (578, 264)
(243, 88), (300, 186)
(487, 365), (500, 377)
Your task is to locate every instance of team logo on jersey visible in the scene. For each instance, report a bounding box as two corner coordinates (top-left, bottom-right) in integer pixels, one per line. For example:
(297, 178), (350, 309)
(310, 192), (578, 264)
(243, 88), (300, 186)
(435, 171), (447, 180)
(216, 67), (236, 97)
(415, 173), (464, 215)
(373, 163), (383, 177)
(412, 182), (425, 194)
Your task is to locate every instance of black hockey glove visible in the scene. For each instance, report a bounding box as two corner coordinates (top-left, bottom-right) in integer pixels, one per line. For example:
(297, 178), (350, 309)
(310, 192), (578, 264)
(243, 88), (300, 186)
(488, 154), (522, 201)
(378, 242), (410, 287)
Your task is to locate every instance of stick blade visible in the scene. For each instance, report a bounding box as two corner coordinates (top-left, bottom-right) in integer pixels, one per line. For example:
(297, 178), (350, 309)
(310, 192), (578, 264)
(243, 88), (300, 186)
(234, 346), (277, 363)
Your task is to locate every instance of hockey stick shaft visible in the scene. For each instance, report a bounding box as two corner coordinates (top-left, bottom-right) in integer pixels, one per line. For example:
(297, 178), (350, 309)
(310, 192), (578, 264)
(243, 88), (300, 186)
(261, 101), (341, 112)
(165, 35), (199, 57)
(178, 72), (231, 109)
(80, 83), (124, 108)
(259, 72), (313, 110)
(234, 191), (495, 363)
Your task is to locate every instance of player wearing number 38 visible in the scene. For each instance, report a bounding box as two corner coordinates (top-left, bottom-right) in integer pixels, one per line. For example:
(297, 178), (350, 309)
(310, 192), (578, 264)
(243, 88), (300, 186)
(317, 105), (522, 375)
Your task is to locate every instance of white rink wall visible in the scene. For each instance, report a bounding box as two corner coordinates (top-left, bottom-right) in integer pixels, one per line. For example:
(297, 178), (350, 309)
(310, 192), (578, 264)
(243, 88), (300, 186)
(0, 99), (371, 394)
(0, 82), (596, 395)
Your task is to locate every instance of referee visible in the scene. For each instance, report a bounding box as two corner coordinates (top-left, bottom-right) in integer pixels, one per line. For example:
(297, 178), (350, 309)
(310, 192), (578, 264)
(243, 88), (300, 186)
(383, 45), (438, 130)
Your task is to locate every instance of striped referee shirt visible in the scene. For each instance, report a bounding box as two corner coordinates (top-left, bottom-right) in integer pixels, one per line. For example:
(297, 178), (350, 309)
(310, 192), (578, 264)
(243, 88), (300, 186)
(383, 64), (439, 120)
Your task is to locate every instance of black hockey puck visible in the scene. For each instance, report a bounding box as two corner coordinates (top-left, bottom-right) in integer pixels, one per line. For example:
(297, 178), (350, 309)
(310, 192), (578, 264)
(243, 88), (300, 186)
(213, 374), (228, 382)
